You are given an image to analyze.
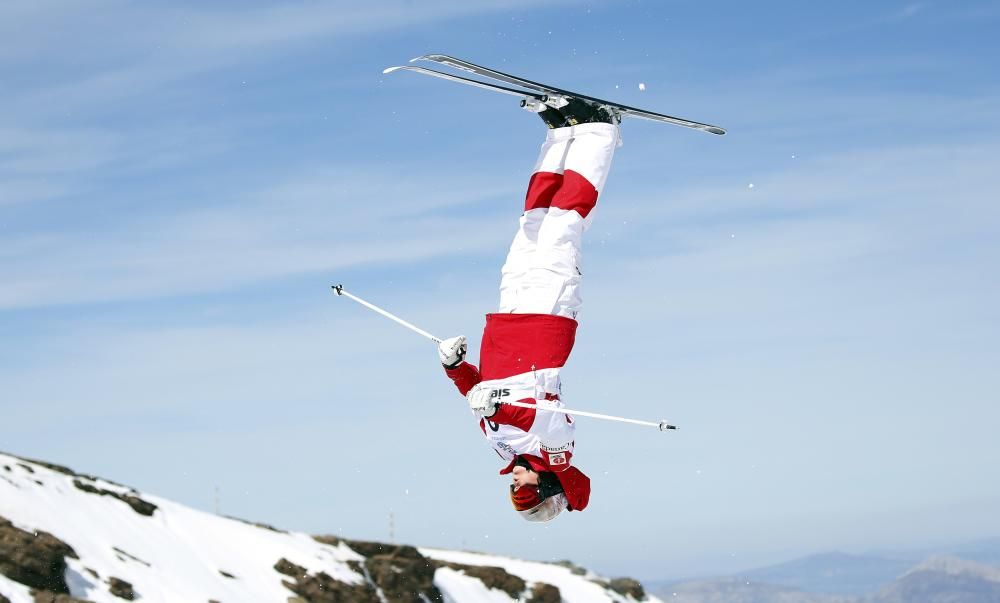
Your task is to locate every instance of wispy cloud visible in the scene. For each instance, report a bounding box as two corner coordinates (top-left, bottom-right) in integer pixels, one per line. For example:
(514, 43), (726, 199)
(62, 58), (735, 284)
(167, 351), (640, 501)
(0, 121), (238, 207)
(0, 162), (516, 309)
(895, 2), (927, 20)
(0, 0), (587, 216)
(1, 0), (581, 116)
(4, 129), (997, 319)
(577, 136), (1000, 346)
(0, 126), (119, 206)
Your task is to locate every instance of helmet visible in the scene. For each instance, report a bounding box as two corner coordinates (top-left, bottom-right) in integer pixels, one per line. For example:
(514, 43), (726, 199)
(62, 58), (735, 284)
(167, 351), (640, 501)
(508, 458), (570, 522)
(510, 482), (567, 522)
(516, 492), (568, 523)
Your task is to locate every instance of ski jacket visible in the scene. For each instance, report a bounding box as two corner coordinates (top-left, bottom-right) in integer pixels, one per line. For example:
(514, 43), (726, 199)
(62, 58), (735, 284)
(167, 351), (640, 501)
(445, 312), (590, 511)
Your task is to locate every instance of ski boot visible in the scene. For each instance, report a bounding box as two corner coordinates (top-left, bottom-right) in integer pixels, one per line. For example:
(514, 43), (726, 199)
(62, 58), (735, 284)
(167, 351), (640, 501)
(520, 99), (569, 129)
(557, 97), (617, 126)
(539, 105), (570, 129)
(522, 96), (617, 128)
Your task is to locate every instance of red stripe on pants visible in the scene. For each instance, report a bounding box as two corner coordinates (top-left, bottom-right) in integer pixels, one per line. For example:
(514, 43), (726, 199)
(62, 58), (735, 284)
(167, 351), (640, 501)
(524, 172), (564, 211)
(550, 170), (598, 218)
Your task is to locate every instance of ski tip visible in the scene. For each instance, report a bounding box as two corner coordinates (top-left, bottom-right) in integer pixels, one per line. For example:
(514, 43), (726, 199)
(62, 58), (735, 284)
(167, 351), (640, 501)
(706, 126), (727, 136)
(410, 54), (445, 63)
(382, 66), (404, 75)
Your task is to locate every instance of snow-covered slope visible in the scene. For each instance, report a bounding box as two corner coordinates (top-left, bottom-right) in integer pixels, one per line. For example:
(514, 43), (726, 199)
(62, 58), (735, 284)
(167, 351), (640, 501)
(0, 451), (657, 602)
(425, 548), (650, 602)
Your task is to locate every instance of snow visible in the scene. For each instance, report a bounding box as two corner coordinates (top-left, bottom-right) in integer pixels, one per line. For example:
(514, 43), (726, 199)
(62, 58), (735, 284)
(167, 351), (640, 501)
(422, 548), (663, 603)
(436, 567), (516, 603)
(0, 453), (364, 602)
(0, 452), (658, 602)
(0, 574), (32, 603)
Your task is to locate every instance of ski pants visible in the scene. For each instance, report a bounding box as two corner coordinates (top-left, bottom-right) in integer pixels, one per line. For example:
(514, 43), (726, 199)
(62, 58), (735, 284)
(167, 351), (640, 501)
(499, 122), (620, 319)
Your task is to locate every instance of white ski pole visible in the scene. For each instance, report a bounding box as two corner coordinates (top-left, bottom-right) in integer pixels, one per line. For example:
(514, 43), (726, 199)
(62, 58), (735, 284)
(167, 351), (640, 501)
(332, 284), (442, 344)
(501, 399), (677, 432)
(333, 284), (677, 431)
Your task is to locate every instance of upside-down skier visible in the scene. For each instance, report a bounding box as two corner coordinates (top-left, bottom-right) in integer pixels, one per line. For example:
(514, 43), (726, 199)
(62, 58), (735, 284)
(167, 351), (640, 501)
(437, 100), (621, 522)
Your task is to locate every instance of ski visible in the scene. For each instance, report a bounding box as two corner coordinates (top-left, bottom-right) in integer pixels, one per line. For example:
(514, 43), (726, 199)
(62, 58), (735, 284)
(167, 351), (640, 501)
(383, 66), (546, 102)
(404, 53), (726, 136)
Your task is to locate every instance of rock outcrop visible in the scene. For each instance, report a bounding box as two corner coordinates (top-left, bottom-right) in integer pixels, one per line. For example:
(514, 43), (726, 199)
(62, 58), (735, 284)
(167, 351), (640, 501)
(317, 537), (444, 602)
(0, 515), (78, 593)
(72, 479), (158, 517)
(527, 581), (562, 602)
(275, 557), (379, 602)
(108, 575), (136, 600)
(608, 576), (646, 600)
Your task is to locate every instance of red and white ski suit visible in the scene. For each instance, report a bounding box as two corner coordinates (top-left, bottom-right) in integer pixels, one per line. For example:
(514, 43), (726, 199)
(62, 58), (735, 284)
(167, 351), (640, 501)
(445, 122), (620, 512)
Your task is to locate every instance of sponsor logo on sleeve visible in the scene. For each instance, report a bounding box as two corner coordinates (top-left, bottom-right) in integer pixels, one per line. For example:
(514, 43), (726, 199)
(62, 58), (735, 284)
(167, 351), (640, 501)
(493, 441), (517, 457)
(547, 452), (567, 466)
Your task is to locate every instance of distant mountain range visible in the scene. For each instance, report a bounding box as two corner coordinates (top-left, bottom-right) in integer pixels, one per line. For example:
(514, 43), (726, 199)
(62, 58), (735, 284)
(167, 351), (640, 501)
(0, 451), (655, 603)
(651, 542), (1000, 603)
(735, 551), (914, 596)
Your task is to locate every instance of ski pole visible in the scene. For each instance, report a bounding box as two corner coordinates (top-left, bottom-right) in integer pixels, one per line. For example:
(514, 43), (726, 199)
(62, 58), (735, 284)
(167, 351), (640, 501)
(332, 284), (442, 344)
(333, 284), (677, 431)
(501, 399), (677, 432)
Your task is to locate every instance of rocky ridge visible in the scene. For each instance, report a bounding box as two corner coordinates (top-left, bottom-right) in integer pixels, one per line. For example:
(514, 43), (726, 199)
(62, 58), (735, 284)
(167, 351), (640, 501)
(0, 451), (654, 602)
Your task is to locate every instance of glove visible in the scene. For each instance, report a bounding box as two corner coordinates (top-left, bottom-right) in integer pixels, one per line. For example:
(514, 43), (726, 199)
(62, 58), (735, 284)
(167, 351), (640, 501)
(466, 383), (499, 418)
(438, 335), (467, 369)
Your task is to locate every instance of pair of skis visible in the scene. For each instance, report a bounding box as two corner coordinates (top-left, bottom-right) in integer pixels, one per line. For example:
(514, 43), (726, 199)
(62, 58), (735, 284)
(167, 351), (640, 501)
(384, 54), (726, 136)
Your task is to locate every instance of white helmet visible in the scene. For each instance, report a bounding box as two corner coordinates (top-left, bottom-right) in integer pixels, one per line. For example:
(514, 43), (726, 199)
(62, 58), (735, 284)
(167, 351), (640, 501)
(517, 492), (568, 522)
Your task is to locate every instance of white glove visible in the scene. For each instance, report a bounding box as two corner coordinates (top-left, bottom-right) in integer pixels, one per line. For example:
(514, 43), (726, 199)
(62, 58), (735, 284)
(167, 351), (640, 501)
(466, 383), (499, 418)
(438, 335), (467, 369)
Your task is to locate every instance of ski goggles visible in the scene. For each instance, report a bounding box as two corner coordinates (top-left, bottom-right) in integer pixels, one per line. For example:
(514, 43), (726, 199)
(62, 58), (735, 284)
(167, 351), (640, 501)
(516, 493), (568, 523)
(510, 483), (543, 511)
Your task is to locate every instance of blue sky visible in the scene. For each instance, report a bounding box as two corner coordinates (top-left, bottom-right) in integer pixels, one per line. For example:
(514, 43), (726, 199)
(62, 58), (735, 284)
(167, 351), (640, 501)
(2, 0), (999, 581)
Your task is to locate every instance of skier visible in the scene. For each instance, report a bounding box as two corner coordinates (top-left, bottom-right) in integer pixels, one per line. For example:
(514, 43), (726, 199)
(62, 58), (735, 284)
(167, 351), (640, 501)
(438, 100), (620, 522)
